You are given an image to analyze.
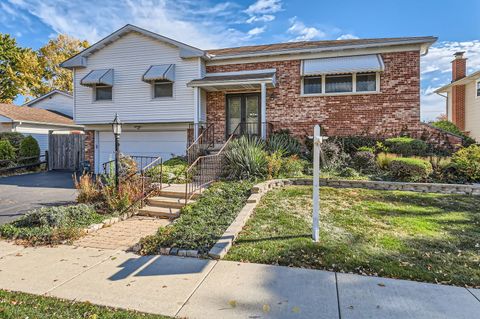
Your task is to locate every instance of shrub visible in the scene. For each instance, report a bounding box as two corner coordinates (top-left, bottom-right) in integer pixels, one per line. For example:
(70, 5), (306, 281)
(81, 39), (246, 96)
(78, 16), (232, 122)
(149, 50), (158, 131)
(319, 141), (348, 170)
(338, 167), (361, 178)
(335, 136), (381, 155)
(18, 136), (40, 162)
(267, 131), (302, 156)
(431, 120), (476, 146)
(0, 132), (24, 150)
(357, 146), (375, 152)
(74, 173), (103, 204)
(0, 140), (15, 167)
(351, 151), (377, 173)
(451, 145), (480, 182)
(388, 158), (433, 182)
(376, 152), (398, 170)
(0, 204), (104, 245)
(266, 151), (283, 179)
(139, 181), (252, 254)
(385, 137), (427, 156)
(223, 136), (268, 180)
(145, 156), (189, 184)
(279, 155), (307, 178)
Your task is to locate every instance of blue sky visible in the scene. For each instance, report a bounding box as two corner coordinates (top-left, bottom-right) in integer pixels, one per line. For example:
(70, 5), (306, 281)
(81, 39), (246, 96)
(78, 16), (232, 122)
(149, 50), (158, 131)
(1, 0), (480, 120)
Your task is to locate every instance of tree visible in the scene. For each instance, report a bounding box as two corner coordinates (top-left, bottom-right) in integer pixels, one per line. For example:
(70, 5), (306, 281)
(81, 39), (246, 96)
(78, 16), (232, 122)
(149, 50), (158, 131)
(0, 34), (42, 103)
(33, 34), (89, 96)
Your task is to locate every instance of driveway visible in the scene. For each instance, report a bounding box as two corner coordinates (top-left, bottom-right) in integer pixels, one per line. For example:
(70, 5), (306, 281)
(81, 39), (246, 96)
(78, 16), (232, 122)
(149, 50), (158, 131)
(0, 171), (77, 225)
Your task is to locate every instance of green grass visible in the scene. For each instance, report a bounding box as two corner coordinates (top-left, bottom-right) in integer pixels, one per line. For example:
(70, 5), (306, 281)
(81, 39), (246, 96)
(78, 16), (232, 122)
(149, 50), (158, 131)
(0, 290), (170, 318)
(226, 186), (480, 287)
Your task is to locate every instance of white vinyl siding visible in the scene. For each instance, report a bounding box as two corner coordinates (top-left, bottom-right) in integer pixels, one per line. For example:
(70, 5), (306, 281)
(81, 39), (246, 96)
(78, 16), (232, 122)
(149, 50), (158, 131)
(465, 81), (480, 141)
(28, 93), (73, 117)
(22, 133), (49, 155)
(74, 32), (200, 124)
(95, 129), (187, 174)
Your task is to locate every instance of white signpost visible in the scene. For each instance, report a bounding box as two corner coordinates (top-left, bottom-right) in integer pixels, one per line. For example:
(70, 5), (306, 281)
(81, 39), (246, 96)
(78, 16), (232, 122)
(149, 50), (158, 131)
(312, 125), (325, 242)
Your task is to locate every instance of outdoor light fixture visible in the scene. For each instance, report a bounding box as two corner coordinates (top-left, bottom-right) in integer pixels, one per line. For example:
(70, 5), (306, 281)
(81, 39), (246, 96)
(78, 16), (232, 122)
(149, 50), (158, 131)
(111, 113), (122, 192)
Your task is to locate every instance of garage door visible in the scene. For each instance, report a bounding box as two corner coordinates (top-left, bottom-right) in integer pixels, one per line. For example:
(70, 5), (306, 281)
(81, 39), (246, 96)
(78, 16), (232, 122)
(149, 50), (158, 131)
(96, 130), (187, 174)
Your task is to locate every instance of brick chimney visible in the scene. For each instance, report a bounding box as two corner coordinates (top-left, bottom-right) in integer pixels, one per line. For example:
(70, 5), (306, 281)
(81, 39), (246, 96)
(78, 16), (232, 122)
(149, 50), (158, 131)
(451, 52), (467, 131)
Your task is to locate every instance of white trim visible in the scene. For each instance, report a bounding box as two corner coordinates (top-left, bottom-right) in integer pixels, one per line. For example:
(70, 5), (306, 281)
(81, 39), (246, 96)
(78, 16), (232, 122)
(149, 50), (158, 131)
(435, 70), (480, 93)
(93, 85), (113, 102)
(152, 81), (174, 99)
(260, 83), (267, 139)
(476, 79), (480, 99)
(11, 120), (83, 129)
(205, 69), (277, 77)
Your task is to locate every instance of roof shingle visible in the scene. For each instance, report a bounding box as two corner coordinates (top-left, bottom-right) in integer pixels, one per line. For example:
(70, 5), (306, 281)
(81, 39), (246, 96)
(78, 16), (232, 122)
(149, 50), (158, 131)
(0, 103), (75, 126)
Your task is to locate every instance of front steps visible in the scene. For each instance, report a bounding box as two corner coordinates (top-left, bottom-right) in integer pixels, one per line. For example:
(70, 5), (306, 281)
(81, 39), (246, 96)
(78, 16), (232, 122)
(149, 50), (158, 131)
(138, 184), (197, 219)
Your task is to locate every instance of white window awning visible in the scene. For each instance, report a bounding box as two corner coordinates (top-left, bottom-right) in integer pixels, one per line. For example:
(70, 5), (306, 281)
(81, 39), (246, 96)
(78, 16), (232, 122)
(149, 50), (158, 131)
(302, 54), (384, 75)
(143, 64), (175, 82)
(80, 69), (114, 86)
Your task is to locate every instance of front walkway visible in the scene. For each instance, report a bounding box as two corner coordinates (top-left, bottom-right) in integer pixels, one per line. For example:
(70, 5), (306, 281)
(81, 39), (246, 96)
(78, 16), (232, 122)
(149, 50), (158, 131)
(0, 241), (478, 318)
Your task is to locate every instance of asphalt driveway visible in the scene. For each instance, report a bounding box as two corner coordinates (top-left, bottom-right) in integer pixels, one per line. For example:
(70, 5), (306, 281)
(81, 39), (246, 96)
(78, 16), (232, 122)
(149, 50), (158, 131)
(0, 171), (77, 225)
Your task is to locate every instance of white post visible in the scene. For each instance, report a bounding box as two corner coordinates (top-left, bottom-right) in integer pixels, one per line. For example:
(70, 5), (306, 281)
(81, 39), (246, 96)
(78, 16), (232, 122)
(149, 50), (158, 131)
(260, 82), (267, 139)
(312, 125), (321, 242)
(193, 87), (200, 140)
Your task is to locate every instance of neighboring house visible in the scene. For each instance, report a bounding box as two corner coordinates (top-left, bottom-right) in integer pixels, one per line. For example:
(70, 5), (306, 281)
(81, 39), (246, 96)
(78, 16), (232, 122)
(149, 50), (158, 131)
(23, 89), (74, 118)
(61, 24), (443, 174)
(0, 103), (83, 155)
(435, 52), (480, 141)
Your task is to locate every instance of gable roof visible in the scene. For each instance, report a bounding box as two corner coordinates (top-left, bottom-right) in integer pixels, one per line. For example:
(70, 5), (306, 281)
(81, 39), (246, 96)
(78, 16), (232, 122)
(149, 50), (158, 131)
(206, 36), (437, 60)
(61, 24), (205, 69)
(23, 90), (72, 107)
(0, 103), (78, 127)
(435, 70), (480, 93)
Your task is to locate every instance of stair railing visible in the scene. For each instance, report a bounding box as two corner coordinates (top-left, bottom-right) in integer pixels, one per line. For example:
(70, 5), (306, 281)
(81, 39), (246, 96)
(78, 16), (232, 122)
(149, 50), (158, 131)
(186, 123), (215, 164)
(184, 123), (240, 204)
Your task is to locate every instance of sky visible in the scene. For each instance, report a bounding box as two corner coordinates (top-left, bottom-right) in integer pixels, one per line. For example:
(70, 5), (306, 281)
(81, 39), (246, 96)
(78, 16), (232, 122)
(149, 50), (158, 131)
(1, 0), (480, 121)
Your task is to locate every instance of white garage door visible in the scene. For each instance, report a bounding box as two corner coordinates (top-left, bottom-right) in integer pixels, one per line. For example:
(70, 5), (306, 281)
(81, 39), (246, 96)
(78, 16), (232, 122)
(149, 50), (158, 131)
(96, 130), (187, 173)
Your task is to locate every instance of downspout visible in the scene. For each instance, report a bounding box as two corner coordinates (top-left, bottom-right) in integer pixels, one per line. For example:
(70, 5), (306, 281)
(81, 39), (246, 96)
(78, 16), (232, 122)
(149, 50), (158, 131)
(435, 92), (448, 119)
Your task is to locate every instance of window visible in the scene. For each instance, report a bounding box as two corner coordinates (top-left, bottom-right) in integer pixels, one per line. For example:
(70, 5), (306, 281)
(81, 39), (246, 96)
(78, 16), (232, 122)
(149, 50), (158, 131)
(95, 86), (112, 101)
(325, 74), (352, 93)
(154, 80), (173, 98)
(356, 73), (377, 92)
(476, 80), (480, 97)
(303, 76), (322, 94)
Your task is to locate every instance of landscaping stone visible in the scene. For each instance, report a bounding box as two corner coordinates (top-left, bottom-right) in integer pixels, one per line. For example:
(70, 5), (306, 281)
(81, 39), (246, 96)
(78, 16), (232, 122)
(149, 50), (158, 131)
(337, 273), (480, 319)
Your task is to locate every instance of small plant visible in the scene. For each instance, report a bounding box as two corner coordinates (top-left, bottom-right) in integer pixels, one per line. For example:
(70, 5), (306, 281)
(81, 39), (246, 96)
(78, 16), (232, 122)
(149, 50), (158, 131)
(0, 140), (15, 166)
(18, 136), (40, 163)
(74, 173), (103, 204)
(384, 137), (427, 156)
(335, 136), (381, 155)
(357, 146), (375, 152)
(266, 150), (283, 179)
(267, 131), (302, 156)
(376, 152), (398, 170)
(279, 155), (307, 178)
(451, 145), (480, 182)
(223, 136), (268, 180)
(338, 167), (361, 178)
(388, 158), (433, 182)
(319, 141), (348, 170)
(351, 150), (377, 173)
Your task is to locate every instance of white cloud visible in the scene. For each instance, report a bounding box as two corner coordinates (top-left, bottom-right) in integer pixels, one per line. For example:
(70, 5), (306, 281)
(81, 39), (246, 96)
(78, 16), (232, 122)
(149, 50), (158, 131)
(247, 26), (266, 37)
(244, 0), (282, 15)
(5, 0), (255, 48)
(246, 14), (275, 23)
(337, 34), (359, 40)
(420, 40), (480, 121)
(287, 17), (325, 41)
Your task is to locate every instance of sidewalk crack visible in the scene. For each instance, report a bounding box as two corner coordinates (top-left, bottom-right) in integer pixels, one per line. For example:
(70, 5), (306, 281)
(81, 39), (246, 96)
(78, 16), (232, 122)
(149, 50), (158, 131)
(335, 272), (342, 319)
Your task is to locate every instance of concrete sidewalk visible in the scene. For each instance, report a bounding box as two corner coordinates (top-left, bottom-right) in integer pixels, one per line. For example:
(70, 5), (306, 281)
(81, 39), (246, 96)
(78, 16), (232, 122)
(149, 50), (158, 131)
(0, 241), (479, 318)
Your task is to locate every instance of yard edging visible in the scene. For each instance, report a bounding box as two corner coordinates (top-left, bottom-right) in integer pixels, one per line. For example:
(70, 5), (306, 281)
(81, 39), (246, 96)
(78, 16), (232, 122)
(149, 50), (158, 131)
(208, 177), (480, 260)
(83, 210), (138, 234)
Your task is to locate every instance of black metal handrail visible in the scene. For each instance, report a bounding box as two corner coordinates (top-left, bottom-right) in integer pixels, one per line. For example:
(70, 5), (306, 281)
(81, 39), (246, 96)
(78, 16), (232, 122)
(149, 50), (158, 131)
(186, 123), (215, 164)
(232, 122), (274, 139)
(102, 155), (160, 176)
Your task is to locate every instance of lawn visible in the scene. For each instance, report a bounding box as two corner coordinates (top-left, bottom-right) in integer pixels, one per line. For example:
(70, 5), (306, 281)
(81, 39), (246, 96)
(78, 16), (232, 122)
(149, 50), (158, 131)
(226, 186), (480, 287)
(0, 290), (170, 318)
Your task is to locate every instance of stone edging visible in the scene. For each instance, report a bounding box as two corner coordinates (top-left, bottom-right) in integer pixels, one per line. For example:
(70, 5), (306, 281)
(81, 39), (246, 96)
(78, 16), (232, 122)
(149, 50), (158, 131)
(208, 179), (291, 259)
(83, 210), (137, 234)
(293, 178), (480, 195)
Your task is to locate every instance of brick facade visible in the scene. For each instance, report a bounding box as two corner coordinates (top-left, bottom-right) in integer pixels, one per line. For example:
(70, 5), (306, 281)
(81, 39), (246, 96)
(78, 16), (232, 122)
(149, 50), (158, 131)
(206, 51), (422, 143)
(451, 53), (467, 131)
(85, 130), (95, 172)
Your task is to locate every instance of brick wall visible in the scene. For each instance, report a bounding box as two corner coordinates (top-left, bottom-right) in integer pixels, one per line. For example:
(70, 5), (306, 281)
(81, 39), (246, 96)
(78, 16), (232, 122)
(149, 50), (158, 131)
(84, 130), (95, 172)
(206, 51), (422, 143)
(451, 84), (466, 131)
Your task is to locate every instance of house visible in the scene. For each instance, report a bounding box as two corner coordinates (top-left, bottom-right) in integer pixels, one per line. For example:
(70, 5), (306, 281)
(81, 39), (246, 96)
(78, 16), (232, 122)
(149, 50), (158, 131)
(61, 24), (448, 174)
(0, 103), (83, 155)
(435, 52), (480, 141)
(23, 89), (74, 118)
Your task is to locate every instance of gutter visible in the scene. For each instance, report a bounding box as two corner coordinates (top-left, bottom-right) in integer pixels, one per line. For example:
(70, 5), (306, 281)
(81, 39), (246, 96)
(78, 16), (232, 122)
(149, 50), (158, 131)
(13, 120), (84, 129)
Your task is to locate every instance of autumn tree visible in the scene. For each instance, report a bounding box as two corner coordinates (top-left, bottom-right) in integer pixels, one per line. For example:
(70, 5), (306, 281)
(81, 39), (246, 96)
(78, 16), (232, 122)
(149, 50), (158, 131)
(0, 34), (42, 103)
(33, 34), (89, 96)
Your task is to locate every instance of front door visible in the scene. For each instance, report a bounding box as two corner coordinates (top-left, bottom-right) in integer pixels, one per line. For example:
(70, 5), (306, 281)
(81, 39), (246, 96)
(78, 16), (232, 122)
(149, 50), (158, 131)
(226, 93), (260, 137)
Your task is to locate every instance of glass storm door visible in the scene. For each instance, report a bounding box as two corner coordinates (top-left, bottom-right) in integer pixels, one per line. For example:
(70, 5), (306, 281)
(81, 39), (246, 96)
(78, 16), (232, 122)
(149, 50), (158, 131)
(226, 93), (260, 137)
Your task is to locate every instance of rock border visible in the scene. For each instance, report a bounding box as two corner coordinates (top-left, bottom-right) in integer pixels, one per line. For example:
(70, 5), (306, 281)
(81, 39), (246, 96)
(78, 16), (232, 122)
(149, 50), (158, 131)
(208, 178), (480, 260)
(83, 210), (138, 234)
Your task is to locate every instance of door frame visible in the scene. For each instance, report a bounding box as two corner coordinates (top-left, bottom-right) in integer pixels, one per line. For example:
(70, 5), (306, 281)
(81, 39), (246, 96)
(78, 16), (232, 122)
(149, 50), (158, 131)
(225, 92), (261, 139)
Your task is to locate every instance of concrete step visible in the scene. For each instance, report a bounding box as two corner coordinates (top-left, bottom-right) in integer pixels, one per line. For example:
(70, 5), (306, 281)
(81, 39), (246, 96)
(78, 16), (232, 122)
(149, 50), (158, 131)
(147, 196), (193, 209)
(159, 189), (199, 199)
(137, 206), (180, 219)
